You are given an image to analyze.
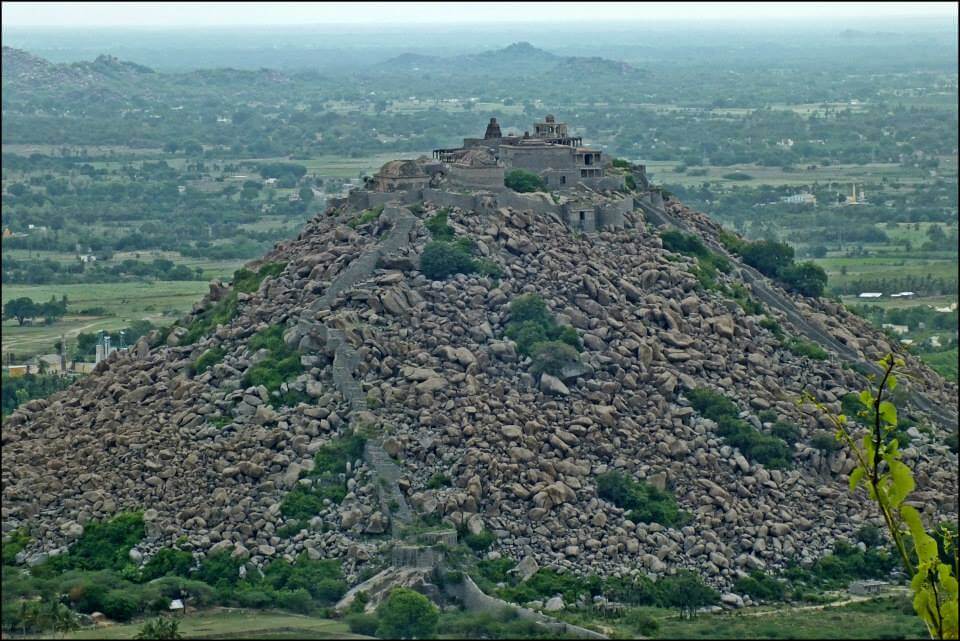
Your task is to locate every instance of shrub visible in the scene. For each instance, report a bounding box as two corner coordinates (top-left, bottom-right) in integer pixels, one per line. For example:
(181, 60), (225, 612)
(425, 209), (455, 241)
(771, 421), (801, 445)
(529, 341), (581, 377)
(195, 551), (244, 588)
(780, 261), (828, 297)
(345, 612), (379, 635)
(786, 338), (828, 361)
(733, 571), (786, 601)
(687, 388), (792, 468)
(426, 473), (451, 489)
(504, 169), (546, 193)
(504, 295), (581, 358)
(420, 241), (477, 280)
(596, 472), (686, 527)
(59, 512), (145, 572)
(242, 325), (304, 405)
(625, 174), (637, 190)
(135, 617), (183, 640)
(2, 528), (30, 565)
(740, 240), (795, 278)
(602, 575), (659, 606)
(376, 588), (439, 639)
(811, 431), (841, 453)
(280, 434), (366, 519)
(192, 347), (225, 376)
(624, 609), (660, 636)
(140, 549), (194, 581)
(462, 530), (495, 552)
(102, 588), (140, 621)
(856, 525), (884, 548)
(262, 554), (346, 604)
(348, 205), (384, 229)
(657, 570), (719, 618)
(59, 570), (125, 613)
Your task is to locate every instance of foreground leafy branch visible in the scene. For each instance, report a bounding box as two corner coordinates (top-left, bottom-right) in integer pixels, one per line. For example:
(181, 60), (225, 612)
(808, 354), (958, 639)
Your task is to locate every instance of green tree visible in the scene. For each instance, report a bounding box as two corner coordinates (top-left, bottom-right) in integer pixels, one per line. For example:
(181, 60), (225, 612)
(3, 297), (38, 326)
(504, 169), (546, 193)
(375, 588), (439, 639)
(657, 570), (719, 619)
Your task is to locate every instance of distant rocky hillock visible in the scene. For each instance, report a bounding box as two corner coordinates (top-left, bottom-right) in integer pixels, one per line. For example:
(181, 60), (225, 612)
(2, 186), (956, 590)
(376, 41), (644, 78)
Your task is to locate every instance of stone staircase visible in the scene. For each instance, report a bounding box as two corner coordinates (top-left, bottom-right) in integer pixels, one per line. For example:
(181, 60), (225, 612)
(298, 205), (419, 531)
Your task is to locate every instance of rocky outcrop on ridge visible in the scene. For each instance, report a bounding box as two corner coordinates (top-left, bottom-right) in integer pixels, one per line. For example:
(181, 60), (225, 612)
(2, 192), (956, 589)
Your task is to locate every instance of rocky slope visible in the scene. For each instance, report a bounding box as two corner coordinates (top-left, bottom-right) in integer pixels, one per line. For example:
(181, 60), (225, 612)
(2, 191), (956, 588)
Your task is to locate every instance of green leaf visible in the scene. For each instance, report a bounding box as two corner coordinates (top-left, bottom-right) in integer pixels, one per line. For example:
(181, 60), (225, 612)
(858, 389), (873, 408)
(886, 374), (897, 391)
(902, 506), (939, 564)
(879, 401), (897, 427)
(886, 460), (914, 507)
(849, 466), (865, 493)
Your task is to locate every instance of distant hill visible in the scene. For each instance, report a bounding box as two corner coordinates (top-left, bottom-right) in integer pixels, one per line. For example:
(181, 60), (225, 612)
(375, 41), (644, 78)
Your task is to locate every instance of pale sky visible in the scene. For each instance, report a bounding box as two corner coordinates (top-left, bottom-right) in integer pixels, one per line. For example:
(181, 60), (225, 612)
(2, 1), (957, 28)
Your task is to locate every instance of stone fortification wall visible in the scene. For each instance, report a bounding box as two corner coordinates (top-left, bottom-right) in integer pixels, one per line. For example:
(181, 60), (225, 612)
(583, 175), (626, 191)
(446, 164), (506, 190)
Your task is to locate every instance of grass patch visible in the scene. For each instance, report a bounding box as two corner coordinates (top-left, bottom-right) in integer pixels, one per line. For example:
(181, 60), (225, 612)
(192, 346), (226, 375)
(242, 325), (304, 407)
(180, 262), (286, 345)
(785, 337), (829, 360)
(347, 205), (384, 229)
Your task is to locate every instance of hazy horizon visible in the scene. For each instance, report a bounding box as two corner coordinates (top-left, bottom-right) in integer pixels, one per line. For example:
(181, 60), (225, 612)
(2, 1), (957, 29)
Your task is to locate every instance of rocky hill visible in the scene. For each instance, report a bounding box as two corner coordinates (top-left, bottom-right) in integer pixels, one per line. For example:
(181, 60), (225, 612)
(2, 186), (956, 589)
(376, 41), (644, 78)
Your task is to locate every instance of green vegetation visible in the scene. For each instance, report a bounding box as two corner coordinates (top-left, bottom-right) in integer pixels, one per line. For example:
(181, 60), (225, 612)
(43, 512), (145, 573)
(596, 471), (687, 527)
(723, 235), (829, 298)
(134, 617), (183, 640)
(812, 354), (958, 638)
(419, 214), (501, 280)
(424, 208), (455, 241)
(658, 571), (721, 619)
(2, 371), (74, 417)
(3, 295), (68, 325)
(733, 571), (787, 602)
(785, 337), (829, 360)
(181, 262), (285, 345)
(64, 610), (358, 640)
(2, 529), (31, 566)
(241, 324), (304, 406)
(279, 433), (366, 520)
(375, 587), (439, 640)
(504, 169), (547, 193)
(686, 388), (793, 468)
(660, 229), (731, 291)
(347, 205), (384, 229)
(504, 294), (580, 359)
(192, 346), (226, 375)
(436, 607), (574, 639)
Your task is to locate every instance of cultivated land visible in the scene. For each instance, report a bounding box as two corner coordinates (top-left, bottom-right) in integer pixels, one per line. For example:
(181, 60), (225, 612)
(60, 610), (367, 640)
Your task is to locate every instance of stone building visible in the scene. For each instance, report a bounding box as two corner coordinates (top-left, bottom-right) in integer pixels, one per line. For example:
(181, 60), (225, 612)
(434, 115), (617, 191)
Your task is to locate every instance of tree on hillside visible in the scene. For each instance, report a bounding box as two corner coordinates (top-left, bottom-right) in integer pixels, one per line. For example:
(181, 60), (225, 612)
(657, 570), (719, 619)
(375, 588), (439, 639)
(740, 239), (795, 277)
(3, 297), (38, 326)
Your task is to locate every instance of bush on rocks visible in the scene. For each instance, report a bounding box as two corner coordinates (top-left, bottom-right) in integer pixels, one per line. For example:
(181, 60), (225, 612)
(687, 388), (793, 469)
(375, 588), (439, 640)
(596, 471), (687, 527)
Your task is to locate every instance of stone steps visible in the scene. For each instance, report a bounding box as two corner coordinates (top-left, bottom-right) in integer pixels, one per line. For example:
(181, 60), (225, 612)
(298, 204), (419, 531)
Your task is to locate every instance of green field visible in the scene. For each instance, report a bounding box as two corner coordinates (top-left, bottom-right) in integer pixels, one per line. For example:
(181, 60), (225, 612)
(2, 281), (206, 359)
(60, 610), (367, 640)
(555, 595), (927, 640)
(647, 160), (942, 188)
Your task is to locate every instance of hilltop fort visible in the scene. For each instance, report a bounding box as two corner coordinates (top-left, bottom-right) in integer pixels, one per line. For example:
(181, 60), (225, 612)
(348, 115), (649, 232)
